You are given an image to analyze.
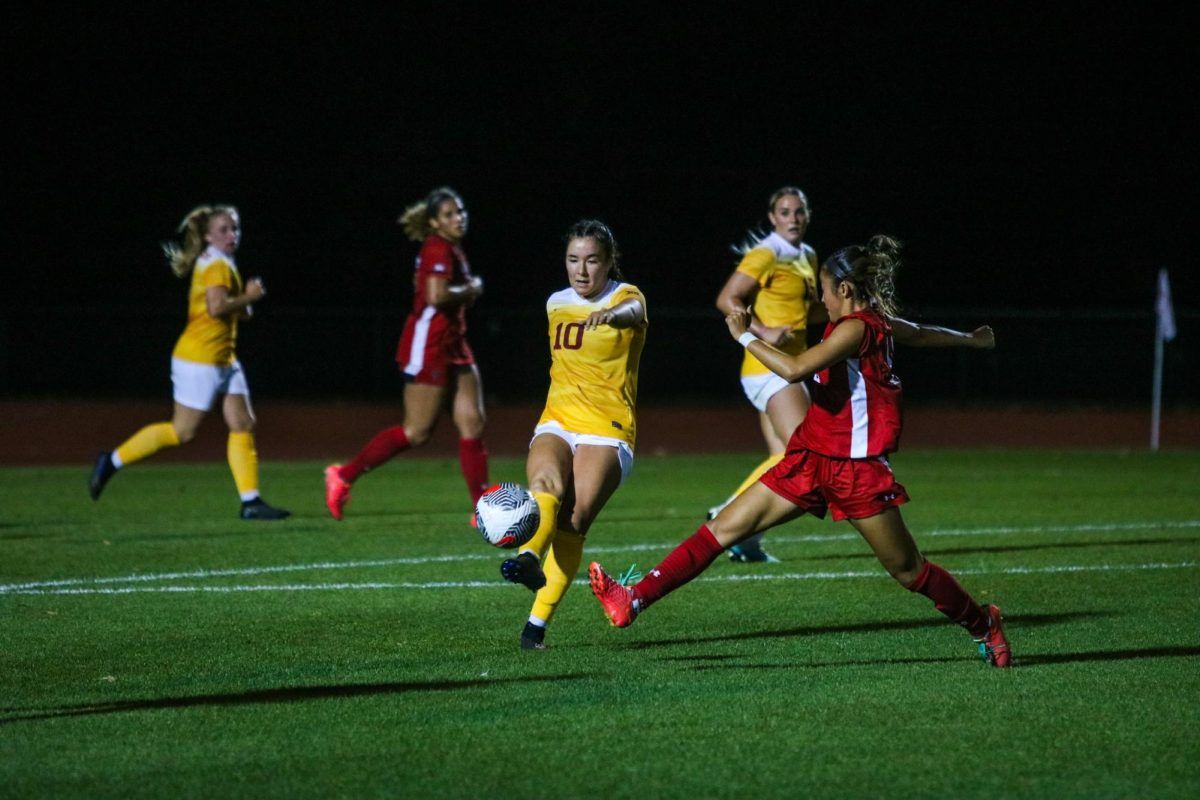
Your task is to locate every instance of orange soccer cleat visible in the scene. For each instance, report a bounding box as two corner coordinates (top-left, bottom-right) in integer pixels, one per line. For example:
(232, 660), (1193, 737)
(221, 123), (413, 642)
(977, 604), (1012, 668)
(588, 561), (638, 628)
(323, 464), (351, 521)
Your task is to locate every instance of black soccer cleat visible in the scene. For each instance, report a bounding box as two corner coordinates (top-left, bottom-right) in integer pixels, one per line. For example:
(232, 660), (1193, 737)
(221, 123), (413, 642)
(239, 498), (292, 521)
(88, 451), (116, 501)
(520, 621), (547, 651)
(500, 552), (547, 592)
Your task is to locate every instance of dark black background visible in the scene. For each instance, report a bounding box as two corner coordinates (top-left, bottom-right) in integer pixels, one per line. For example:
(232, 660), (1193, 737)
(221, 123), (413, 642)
(4, 4), (1194, 401)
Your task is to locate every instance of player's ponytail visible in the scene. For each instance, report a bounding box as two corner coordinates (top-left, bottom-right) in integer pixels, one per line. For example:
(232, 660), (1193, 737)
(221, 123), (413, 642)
(399, 186), (463, 242)
(564, 219), (623, 280)
(823, 234), (902, 316)
(162, 204), (237, 278)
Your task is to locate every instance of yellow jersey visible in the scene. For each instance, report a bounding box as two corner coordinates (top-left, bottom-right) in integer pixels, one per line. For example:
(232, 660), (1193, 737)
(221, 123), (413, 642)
(735, 232), (817, 378)
(537, 281), (648, 449)
(172, 246), (243, 366)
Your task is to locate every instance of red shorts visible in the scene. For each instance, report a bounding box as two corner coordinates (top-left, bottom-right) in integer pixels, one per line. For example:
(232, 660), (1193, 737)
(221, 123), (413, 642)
(395, 312), (474, 387)
(760, 449), (909, 521)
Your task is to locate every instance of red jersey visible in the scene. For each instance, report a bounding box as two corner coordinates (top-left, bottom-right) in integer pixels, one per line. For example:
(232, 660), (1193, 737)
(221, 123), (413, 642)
(792, 309), (903, 458)
(410, 235), (473, 333)
(395, 234), (476, 380)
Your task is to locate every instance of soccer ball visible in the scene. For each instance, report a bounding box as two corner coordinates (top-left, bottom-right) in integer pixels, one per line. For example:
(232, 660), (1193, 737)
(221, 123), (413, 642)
(474, 482), (540, 548)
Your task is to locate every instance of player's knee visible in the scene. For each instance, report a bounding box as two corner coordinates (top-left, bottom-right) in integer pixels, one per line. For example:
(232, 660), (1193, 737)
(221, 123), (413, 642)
(528, 473), (565, 498)
(706, 516), (753, 548)
(455, 413), (485, 440)
(404, 425), (433, 446)
(173, 424), (197, 444)
(885, 555), (924, 586)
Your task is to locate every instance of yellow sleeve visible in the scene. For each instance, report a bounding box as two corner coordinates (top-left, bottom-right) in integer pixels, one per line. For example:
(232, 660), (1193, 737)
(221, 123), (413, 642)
(202, 259), (233, 289)
(734, 247), (774, 282)
(610, 285), (648, 321)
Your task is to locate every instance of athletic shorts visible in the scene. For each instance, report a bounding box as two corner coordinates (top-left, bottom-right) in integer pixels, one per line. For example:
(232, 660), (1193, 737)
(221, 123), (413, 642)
(741, 372), (800, 413)
(171, 357), (250, 411)
(396, 309), (474, 387)
(531, 421), (635, 486)
(760, 448), (909, 522)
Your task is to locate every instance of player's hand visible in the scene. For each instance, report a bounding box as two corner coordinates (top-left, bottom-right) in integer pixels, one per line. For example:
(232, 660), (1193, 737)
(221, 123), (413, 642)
(244, 277), (266, 302)
(585, 309), (614, 329)
(766, 326), (794, 347)
(725, 308), (751, 339)
(969, 325), (996, 349)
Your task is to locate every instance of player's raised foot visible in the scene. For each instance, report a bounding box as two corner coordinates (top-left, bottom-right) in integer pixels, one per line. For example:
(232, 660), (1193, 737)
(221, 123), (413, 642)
(976, 603), (1012, 668)
(240, 498), (292, 521)
(520, 621), (547, 651)
(500, 552), (546, 592)
(323, 464), (351, 520)
(588, 561), (637, 628)
(728, 542), (780, 563)
(88, 451), (116, 501)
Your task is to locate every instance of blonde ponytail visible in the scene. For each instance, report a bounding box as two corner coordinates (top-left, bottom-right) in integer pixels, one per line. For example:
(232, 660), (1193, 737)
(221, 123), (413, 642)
(162, 204), (237, 278)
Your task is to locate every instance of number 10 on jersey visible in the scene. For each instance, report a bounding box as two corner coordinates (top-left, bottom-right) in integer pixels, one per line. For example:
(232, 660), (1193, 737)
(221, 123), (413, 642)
(553, 322), (585, 350)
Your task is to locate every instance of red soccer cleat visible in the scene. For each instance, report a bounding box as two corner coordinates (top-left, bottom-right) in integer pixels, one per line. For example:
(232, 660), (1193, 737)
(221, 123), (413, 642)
(323, 464), (351, 521)
(589, 561), (638, 628)
(977, 604), (1012, 668)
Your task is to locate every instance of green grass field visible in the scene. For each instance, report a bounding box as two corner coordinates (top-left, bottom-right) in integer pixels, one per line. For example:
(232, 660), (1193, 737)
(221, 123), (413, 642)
(2, 451), (1198, 799)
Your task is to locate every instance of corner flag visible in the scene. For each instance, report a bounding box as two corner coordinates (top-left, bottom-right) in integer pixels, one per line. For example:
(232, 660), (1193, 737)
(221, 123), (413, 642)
(1150, 268), (1175, 451)
(1156, 268), (1176, 342)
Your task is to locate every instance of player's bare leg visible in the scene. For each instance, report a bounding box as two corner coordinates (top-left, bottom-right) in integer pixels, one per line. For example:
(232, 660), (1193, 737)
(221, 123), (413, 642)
(850, 508), (1010, 665)
(325, 381), (448, 519)
(592, 484), (803, 627)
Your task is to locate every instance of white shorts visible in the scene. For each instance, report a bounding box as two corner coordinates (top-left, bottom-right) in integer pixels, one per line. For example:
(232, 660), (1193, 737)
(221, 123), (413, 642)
(531, 421), (635, 485)
(740, 372), (796, 413)
(171, 357), (250, 411)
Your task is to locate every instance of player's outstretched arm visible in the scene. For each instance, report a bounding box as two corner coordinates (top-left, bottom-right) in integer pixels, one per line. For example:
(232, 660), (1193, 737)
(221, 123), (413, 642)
(889, 317), (995, 349)
(584, 299), (645, 330)
(725, 308), (861, 383)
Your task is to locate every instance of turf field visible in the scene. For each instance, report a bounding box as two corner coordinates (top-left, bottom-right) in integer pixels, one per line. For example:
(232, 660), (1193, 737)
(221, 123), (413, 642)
(2, 451), (1198, 799)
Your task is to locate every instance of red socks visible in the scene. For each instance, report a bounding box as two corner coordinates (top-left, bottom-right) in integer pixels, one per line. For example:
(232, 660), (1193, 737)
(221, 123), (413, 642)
(633, 525), (725, 610)
(905, 560), (988, 637)
(341, 426), (410, 482)
(458, 437), (489, 505)
(339, 429), (488, 507)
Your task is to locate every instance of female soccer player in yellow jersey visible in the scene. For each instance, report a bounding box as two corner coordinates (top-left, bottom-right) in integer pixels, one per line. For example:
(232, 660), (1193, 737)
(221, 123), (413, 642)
(499, 220), (648, 650)
(710, 186), (823, 561)
(87, 205), (290, 520)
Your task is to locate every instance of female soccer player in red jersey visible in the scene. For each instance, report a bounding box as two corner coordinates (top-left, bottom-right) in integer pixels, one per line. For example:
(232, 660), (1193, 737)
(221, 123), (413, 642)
(500, 220), (648, 650)
(324, 187), (488, 520)
(590, 236), (1012, 667)
(711, 187), (995, 562)
(88, 205), (290, 520)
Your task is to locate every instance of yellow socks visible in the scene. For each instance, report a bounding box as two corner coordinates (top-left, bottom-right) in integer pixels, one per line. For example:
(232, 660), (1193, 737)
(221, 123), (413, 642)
(227, 431), (259, 500)
(114, 422), (180, 467)
(530, 530), (585, 624)
(732, 453), (784, 497)
(520, 491), (562, 561)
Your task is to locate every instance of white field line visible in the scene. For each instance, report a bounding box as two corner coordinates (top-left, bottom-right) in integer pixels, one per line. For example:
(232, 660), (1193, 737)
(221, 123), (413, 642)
(3, 561), (1196, 596)
(2, 519), (1197, 595)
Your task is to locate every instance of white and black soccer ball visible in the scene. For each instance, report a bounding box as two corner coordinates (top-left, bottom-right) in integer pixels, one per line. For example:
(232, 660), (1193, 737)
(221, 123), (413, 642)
(474, 482), (540, 548)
